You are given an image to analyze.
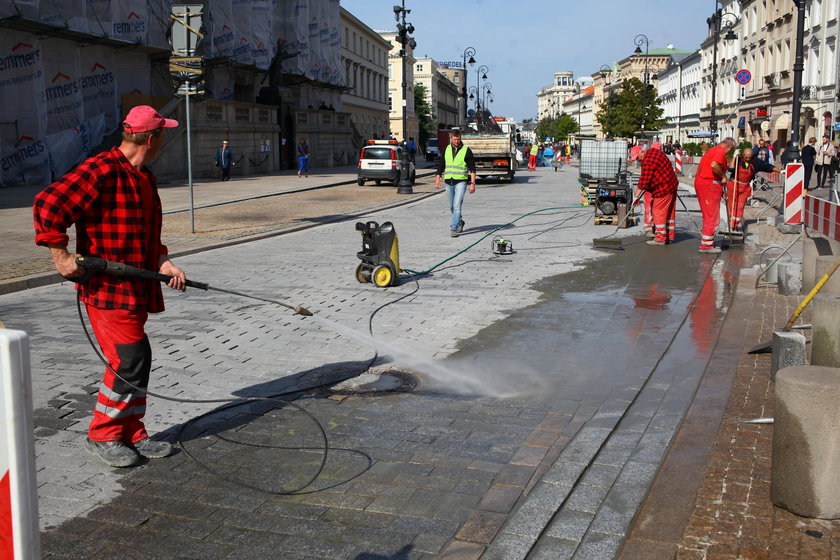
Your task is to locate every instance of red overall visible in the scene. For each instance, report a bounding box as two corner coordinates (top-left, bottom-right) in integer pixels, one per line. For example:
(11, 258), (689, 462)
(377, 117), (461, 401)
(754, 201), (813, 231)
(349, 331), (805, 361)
(726, 162), (753, 231)
(694, 145), (729, 250)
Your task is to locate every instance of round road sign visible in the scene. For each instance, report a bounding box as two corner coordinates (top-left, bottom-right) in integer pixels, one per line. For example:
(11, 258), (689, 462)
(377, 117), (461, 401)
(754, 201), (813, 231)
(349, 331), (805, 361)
(736, 69), (752, 85)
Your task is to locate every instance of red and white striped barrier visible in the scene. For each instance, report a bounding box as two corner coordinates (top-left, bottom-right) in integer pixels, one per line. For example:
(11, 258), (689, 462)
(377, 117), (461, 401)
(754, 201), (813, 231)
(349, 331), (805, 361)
(783, 163), (804, 224)
(804, 196), (840, 242)
(674, 150), (683, 174)
(1, 329), (40, 560)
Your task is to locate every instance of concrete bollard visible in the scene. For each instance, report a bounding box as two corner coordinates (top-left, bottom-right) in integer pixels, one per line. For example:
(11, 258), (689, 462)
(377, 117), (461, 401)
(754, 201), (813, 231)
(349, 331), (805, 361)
(811, 293), (840, 368)
(772, 365), (840, 519)
(771, 331), (807, 380)
(802, 237), (835, 293)
(777, 261), (802, 296)
(814, 255), (840, 295)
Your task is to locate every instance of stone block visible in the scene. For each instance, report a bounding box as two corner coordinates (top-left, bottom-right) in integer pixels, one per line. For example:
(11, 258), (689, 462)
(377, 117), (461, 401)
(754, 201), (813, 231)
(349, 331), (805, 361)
(814, 255), (840, 295)
(802, 236), (835, 293)
(812, 293), (840, 368)
(770, 331), (806, 380)
(777, 261), (802, 296)
(772, 365), (840, 519)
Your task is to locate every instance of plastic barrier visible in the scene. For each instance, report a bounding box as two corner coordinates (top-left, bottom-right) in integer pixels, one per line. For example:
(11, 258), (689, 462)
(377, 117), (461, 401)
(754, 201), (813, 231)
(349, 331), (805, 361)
(674, 150), (683, 174)
(1, 329), (40, 560)
(804, 195), (840, 241)
(783, 163), (804, 224)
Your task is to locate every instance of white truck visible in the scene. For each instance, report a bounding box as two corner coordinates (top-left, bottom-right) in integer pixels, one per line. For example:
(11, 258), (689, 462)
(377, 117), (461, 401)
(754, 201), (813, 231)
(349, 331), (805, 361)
(460, 132), (518, 183)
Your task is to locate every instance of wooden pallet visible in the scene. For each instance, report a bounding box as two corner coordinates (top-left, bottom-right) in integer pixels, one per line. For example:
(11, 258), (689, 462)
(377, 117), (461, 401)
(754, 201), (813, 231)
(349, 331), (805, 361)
(594, 214), (637, 227)
(579, 186), (597, 207)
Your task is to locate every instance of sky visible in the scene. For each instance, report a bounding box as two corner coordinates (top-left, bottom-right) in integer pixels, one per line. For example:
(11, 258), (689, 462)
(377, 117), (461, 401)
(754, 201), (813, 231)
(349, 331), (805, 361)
(339, 0), (717, 122)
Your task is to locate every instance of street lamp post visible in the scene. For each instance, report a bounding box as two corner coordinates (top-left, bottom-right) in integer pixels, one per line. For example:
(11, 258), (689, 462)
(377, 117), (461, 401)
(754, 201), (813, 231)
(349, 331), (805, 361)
(782, 0), (807, 164)
(708, 3), (739, 141)
(476, 64), (489, 113)
(482, 82), (493, 114)
(393, 1), (415, 194)
(599, 65), (613, 138)
(634, 34), (650, 136)
(461, 47), (476, 123)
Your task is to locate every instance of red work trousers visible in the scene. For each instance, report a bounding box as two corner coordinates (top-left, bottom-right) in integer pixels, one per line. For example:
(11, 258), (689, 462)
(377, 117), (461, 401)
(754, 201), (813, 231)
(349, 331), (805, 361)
(726, 180), (751, 230)
(694, 177), (723, 249)
(651, 192), (677, 243)
(528, 154), (537, 170)
(85, 305), (151, 443)
(642, 191), (653, 234)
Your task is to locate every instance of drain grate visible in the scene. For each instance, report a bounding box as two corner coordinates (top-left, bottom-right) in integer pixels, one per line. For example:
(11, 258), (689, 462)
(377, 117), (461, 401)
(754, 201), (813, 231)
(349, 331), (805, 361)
(320, 369), (419, 396)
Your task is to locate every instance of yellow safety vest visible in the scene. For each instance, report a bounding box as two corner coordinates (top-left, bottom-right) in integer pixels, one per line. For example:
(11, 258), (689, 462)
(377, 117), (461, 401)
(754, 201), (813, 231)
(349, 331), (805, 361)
(443, 144), (469, 181)
(530, 144), (539, 156)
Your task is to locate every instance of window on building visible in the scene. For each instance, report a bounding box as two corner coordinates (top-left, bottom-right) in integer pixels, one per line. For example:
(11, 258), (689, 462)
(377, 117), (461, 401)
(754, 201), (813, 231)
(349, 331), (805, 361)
(416, 63), (423, 72)
(454, 75), (459, 84)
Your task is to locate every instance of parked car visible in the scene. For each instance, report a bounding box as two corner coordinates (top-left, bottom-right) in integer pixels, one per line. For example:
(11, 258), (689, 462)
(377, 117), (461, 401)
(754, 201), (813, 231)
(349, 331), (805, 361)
(425, 138), (440, 161)
(357, 140), (416, 187)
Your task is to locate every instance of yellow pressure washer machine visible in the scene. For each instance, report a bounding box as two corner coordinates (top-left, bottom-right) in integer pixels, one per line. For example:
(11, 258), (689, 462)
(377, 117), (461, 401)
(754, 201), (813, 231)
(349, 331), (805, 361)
(354, 221), (400, 287)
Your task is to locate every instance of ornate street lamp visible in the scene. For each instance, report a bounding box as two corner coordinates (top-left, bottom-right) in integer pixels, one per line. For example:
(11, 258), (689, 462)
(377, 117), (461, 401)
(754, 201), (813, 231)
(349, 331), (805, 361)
(476, 64), (489, 112)
(708, 3), (739, 140)
(782, 1), (807, 164)
(461, 47), (476, 122)
(634, 34), (650, 135)
(482, 82), (493, 113)
(393, 1), (415, 194)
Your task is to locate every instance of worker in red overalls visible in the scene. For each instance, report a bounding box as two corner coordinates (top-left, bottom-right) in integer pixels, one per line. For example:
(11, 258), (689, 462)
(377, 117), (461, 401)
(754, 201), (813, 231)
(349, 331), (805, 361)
(637, 142), (679, 245)
(726, 147), (780, 234)
(693, 138), (736, 253)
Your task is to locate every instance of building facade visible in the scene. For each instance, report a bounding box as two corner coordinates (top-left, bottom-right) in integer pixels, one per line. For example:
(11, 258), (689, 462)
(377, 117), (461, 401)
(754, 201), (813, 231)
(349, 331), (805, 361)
(657, 51), (702, 145)
(436, 63), (467, 128)
(536, 72), (578, 121)
(562, 86), (595, 137)
(414, 59), (461, 131)
(800, 0), (839, 142)
(340, 9), (391, 148)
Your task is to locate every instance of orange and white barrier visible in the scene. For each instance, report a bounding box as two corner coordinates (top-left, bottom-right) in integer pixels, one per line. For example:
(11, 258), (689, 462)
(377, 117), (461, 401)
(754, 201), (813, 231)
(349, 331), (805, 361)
(804, 196), (840, 242)
(1, 329), (40, 560)
(783, 163), (804, 224)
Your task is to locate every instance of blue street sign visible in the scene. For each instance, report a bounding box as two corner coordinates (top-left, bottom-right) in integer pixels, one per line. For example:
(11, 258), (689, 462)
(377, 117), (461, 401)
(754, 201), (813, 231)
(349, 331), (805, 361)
(736, 69), (752, 85)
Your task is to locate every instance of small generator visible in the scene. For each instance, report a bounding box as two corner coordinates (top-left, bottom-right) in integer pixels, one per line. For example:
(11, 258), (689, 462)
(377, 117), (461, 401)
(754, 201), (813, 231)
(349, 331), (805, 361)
(355, 221), (400, 287)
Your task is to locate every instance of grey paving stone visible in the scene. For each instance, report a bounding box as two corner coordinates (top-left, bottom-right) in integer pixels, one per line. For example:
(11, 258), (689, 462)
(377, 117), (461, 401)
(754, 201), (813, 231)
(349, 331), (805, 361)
(528, 536), (578, 560)
(574, 530), (624, 560)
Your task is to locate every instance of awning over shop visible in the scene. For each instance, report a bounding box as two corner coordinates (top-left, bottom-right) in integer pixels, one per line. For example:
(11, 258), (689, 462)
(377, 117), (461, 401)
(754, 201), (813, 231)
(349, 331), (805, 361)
(771, 112), (791, 130)
(738, 116), (746, 129)
(687, 130), (715, 138)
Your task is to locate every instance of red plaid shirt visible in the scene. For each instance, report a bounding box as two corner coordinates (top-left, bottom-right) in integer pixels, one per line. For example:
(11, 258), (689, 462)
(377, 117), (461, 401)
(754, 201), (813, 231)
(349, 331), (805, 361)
(33, 147), (168, 312)
(637, 148), (679, 197)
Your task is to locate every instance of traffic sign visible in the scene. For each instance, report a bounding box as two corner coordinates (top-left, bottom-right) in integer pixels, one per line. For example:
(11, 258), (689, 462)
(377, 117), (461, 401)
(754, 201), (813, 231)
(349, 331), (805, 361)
(736, 69), (752, 85)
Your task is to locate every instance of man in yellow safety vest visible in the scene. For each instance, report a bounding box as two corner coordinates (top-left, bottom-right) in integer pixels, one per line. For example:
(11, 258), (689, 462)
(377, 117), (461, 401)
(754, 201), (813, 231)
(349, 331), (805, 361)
(435, 129), (477, 237)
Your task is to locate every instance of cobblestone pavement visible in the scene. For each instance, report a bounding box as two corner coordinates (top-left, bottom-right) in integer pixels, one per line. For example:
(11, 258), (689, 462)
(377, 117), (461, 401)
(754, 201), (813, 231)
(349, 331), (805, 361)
(3, 163), (840, 559)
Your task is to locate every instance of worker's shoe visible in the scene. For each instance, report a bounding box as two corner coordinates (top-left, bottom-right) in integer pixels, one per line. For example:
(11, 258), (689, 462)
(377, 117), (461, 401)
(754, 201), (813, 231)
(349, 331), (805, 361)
(132, 437), (174, 459)
(699, 246), (722, 254)
(450, 229), (459, 237)
(456, 220), (465, 233)
(646, 240), (666, 246)
(644, 231), (655, 238)
(84, 438), (140, 468)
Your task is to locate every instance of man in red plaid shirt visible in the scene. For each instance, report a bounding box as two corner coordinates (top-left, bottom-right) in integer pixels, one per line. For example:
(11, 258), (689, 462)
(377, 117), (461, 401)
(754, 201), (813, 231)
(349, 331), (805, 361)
(636, 141), (679, 245)
(33, 105), (186, 468)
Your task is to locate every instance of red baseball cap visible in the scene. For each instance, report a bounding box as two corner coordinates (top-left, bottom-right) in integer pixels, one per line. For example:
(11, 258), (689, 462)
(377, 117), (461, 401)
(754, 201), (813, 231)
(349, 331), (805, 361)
(122, 105), (179, 133)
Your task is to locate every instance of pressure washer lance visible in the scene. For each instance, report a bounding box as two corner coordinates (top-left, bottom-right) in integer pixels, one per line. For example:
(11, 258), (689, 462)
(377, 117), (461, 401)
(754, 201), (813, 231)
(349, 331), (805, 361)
(74, 256), (312, 316)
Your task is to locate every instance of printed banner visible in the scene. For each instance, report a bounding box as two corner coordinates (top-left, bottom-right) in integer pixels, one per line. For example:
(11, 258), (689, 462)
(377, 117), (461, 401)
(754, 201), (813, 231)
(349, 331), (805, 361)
(79, 46), (118, 130)
(42, 42), (83, 135)
(230, 0), (253, 65)
(38, 0), (90, 33)
(251, 0), (271, 69)
(109, 0), (149, 44)
(208, 0), (235, 59)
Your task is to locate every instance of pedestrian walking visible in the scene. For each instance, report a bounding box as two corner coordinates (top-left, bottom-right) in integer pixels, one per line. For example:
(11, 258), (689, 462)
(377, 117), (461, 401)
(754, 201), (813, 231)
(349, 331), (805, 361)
(752, 138), (774, 166)
(528, 142), (539, 171)
(434, 129), (476, 237)
(817, 135), (837, 189)
(727, 148), (780, 233)
(297, 138), (310, 177)
(215, 139), (235, 181)
(637, 141), (679, 245)
(32, 105), (186, 468)
(801, 137), (817, 190)
(694, 137), (736, 253)
(406, 137), (417, 163)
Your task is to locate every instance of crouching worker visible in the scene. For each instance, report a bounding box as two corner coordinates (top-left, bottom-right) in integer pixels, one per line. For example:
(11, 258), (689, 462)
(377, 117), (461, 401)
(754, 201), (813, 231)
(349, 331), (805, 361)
(33, 106), (187, 468)
(636, 141), (679, 245)
(727, 148), (780, 234)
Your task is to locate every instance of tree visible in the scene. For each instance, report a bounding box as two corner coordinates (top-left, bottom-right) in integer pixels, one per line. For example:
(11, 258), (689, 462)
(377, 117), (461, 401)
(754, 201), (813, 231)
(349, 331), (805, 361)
(596, 77), (665, 139)
(534, 113), (579, 144)
(413, 84), (435, 147)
